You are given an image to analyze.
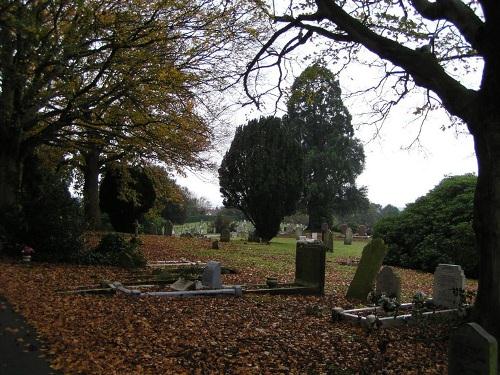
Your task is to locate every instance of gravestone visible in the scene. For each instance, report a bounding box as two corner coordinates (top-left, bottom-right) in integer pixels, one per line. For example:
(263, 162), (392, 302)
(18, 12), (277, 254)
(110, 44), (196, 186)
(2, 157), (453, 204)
(375, 266), (401, 300)
(448, 322), (498, 375)
(432, 264), (465, 308)
(220, 228), (230, 242)
(165, 220), (173, 236)
(323, 229), (334, 252)
(344, 228), (353, 245)
(321, 222), (329, 232)
(295, 227), (303, 240)
(346, 239), (388, 300)
(340, 224), (348, 235)
(211, 240), (219, 250)
(295, 240), (326, 294)
(357, 225), (367, 236)
(201, 261), (222, 289)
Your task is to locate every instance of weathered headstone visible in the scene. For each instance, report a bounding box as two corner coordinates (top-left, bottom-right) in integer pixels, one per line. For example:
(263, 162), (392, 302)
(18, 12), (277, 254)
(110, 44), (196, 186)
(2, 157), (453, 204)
(211, 240), (219, 250)
(340, 223), (348, 235)
(346, 239), (388, 300)
(375, 266), (401, 300)
(220, 228), (230, 242)
(165, 220), (173, 236)
(201, 261), (222, 289)
(357, 225), (367, 236)
(295, 227), (303, 240)
(321, 222), (329, 233)
(448, 322), (498, 375)
(295, 240), (326, 294)
(344, 227), (353, 245)
(432, 264), (465, 308)
(323, 229), (334, 253)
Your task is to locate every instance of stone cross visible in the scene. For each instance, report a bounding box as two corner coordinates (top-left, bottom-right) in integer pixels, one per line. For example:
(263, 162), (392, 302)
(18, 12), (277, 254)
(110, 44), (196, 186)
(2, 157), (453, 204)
(432, 264), (465, 308)
(201, 261), (222, 289)
(448, 322), (498, 375)
(375, 266), (401, 300)
(344, 227), (353, 245)
(346, 239), (388, 300)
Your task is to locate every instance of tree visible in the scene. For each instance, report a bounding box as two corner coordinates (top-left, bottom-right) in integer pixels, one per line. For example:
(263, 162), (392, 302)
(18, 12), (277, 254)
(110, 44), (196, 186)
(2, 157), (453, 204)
(374, 174), (477, 276)
(287, 64), (365, 231)
(99, 164), (156, 233)
(0, 0), (265, 225)
(244, 0), (500, 338)
(219, 116), (303, 241)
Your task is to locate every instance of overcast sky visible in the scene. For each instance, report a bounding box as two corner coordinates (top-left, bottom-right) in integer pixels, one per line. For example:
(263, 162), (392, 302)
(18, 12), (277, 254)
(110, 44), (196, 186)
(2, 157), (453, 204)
(175, 48), (479, 210)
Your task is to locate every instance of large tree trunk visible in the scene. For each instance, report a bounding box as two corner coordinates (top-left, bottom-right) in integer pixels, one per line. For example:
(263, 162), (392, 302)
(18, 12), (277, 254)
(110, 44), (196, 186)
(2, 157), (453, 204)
(82, 147), (102, 230)
(0, 146), (23, 212)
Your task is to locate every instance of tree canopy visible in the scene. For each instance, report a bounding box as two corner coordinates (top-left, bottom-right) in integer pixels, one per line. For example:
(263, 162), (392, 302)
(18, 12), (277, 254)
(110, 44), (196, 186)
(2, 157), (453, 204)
(287, 64), (365, 231)
(219, 116), (303, 241)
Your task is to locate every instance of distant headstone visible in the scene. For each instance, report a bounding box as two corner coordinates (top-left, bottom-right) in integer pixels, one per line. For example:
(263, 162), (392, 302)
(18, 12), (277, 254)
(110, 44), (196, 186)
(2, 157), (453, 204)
(295, 241), (326, 294)
(375, 266), (401, 300)
(220, 228), (230, 242)
(344, 228), (353, 245)
(321, 222), (329, 232)
(211, 240), (219, 250)
(432, 264), (465, 308)
(323, 229), (334, 253)
(357, 225), (367, 236)
(165, 220), (173, 236)
(340, 224), (348, 235)
(295, 227), (303, 240)
(448, 322), (498, 375)
(201, 261), (222, 289)
(346, 239), (388, 300)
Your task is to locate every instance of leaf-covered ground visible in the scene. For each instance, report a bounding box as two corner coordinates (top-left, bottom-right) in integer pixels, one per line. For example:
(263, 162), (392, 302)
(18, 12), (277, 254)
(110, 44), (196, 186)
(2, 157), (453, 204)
(0, 235), (477, 374)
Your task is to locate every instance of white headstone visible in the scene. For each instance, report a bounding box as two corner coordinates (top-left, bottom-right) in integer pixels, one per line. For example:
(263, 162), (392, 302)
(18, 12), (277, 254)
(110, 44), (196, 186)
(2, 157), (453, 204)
(432, 264), (465, 308)
(201, 261), (222, 289)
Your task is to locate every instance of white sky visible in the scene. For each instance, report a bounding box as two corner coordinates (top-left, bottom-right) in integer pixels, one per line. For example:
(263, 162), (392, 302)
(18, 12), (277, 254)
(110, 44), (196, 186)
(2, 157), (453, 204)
(175, 47), (479, 210)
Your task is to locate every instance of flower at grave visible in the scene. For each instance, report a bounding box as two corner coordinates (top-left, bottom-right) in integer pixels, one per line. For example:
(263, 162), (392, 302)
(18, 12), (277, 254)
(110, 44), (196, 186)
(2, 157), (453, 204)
(21, 245), (35, 256)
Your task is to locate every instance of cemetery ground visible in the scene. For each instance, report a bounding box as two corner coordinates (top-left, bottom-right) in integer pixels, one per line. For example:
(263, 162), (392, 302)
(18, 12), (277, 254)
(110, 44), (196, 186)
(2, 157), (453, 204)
(0, 235), (477, 374)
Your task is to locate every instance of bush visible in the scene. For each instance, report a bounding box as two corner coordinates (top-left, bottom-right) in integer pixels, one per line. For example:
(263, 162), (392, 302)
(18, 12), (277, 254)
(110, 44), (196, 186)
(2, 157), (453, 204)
(0, 158), (84, 261)
(373, 174), (478, 277)
(81, 233), (146, 268)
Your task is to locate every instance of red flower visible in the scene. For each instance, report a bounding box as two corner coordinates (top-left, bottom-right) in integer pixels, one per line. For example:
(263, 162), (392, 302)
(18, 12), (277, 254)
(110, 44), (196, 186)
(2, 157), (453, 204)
(21, 246), (35, 255)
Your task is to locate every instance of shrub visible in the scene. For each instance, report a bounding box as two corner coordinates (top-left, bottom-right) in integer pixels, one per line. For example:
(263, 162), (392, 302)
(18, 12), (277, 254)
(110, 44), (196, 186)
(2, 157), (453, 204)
(81, 233), (146, 268)
(374, 174), (478, 277)
(0, 158), (84, 261)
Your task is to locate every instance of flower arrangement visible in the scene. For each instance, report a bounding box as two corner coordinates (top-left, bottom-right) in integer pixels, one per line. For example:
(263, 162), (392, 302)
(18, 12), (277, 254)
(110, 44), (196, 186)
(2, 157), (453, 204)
(21, 245), (35, 261)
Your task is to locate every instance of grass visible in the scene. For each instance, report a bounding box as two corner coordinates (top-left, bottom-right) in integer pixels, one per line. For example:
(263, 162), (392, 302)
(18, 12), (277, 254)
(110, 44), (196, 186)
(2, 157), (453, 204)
(194, 236), (368, 276)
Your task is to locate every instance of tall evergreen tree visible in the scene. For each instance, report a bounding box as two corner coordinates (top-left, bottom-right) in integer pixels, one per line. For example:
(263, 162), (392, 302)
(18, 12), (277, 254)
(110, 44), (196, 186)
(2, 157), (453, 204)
(219, 116), (303, 242)
(287, 64), (365, 231)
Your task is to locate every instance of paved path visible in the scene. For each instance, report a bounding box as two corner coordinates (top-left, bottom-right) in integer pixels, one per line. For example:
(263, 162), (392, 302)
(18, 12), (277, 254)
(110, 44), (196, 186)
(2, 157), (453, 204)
(0, 296), (59, 375)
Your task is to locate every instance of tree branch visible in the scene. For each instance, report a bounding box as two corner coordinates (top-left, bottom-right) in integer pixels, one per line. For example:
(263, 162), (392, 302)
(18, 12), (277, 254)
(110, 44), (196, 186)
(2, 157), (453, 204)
(410, 0), (485, 53)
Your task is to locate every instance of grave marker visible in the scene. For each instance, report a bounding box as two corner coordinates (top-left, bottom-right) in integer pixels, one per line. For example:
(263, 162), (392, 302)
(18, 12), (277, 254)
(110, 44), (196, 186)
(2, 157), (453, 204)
(346, 239), (388, 300)
(432, 264), (465, 308)
(295, 241), (326, 294)
(375, 266), (401, 300)
(220, 228), (230, 242)
(344, 227), (353, 245)
(165, 220), (173, 236)
(201, 261), (222, 289)
(323, 229), (334, 252)
(448, 322), (498, 375)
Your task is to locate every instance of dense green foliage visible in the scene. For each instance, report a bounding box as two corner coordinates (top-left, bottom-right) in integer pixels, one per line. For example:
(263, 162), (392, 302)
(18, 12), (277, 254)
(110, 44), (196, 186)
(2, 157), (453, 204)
(287, 64), (365, 231)
(0, 157), (84, 261)
(100, 165), (156, 233)
(374, 174), (477, 277)
(81, 233), (146, 268)
(219, 116), (303, 241)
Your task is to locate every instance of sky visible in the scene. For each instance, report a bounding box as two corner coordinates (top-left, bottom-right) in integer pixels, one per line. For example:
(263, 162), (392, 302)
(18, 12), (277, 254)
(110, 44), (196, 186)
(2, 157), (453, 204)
(175, 48), (479, 210)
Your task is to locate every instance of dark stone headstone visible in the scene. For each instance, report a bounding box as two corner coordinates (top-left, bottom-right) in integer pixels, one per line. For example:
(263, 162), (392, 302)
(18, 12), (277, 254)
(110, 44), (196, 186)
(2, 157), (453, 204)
(375, 266), (401, 300)
(323, 229), (334, 253)
(321, 222), (329, 232)
(346, 239), (388, 300)
(201, 261), (222, 289)
(357, 225), (367, 236)
(211, 240), (219, 250)
(220, 228), (230, 242)
(295, 241), (326, 294)
(448, 323), (498, 375)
